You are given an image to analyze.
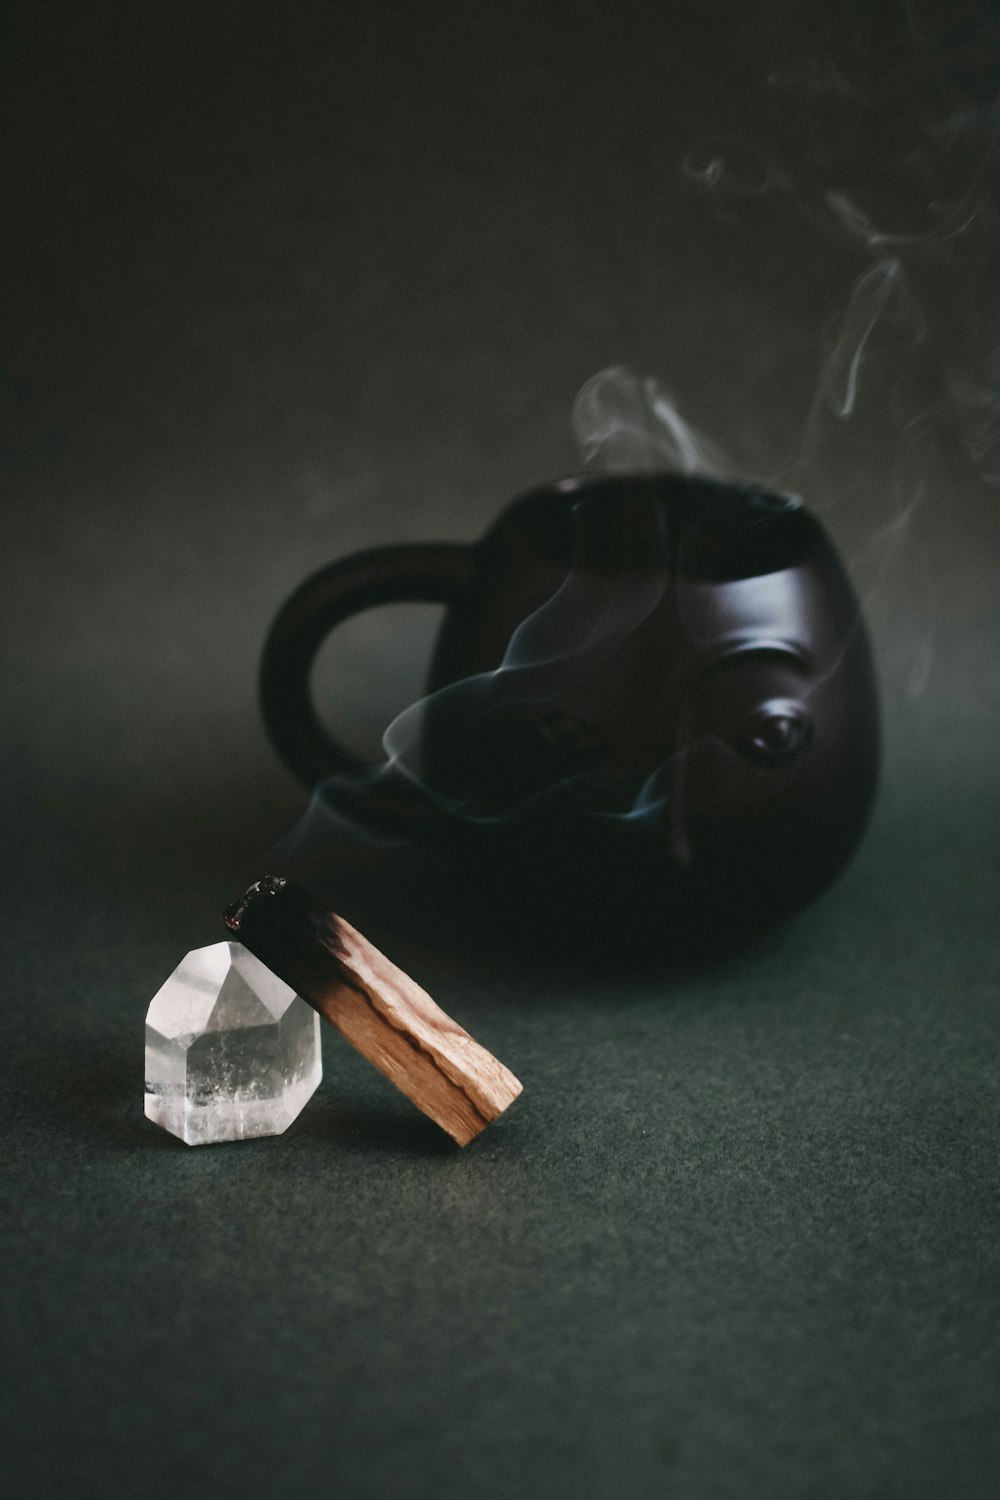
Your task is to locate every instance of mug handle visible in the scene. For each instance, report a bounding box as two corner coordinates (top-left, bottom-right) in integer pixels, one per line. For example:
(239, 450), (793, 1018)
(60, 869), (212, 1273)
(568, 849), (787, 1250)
(259, 542), (474, 788)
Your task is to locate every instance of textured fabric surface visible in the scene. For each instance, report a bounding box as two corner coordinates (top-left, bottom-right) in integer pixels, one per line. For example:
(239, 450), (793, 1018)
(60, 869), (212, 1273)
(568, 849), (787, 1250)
(4, 6), (999, 1497)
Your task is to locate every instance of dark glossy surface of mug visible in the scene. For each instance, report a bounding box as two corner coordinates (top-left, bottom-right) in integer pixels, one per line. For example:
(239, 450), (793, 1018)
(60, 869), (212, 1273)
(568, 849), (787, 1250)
(260, 473), (880, 939)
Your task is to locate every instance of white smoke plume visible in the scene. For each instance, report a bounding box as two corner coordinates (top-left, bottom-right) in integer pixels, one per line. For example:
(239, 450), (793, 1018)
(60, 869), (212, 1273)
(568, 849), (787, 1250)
(573, 367), (732, 478)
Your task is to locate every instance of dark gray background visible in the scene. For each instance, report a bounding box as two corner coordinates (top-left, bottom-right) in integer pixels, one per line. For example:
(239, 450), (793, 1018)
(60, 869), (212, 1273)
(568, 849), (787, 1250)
(4, 4), (1000, 1497)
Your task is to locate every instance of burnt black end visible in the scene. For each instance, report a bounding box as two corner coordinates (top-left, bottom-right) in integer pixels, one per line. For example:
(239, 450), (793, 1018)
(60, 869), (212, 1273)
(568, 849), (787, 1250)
(223, 875), (290, 933)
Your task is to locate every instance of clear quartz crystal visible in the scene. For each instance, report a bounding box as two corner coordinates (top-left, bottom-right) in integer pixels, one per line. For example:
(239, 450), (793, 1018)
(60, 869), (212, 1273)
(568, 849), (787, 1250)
(144, 941), (321, 1146)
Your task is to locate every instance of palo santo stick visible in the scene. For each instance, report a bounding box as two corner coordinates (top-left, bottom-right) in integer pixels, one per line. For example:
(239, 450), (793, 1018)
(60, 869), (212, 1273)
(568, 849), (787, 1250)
(223, 877), (522, 1146)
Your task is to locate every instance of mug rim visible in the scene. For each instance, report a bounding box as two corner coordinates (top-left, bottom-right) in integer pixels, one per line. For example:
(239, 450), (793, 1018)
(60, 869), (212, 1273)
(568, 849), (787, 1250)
(502, 469), (822, 583)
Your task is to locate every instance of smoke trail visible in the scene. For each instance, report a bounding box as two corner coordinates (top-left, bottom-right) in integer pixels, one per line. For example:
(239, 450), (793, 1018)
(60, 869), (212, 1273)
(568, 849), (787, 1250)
(818, 258), (926, 419)
(573, 367), (732, 478)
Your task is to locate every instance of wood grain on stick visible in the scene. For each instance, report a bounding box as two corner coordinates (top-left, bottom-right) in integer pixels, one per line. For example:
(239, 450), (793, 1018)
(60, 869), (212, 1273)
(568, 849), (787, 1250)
(223, 877), (522, 1146)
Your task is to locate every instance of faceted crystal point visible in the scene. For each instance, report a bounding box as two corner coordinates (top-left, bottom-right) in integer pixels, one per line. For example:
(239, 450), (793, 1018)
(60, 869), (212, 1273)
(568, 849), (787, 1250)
(144, 941), (322, 1146)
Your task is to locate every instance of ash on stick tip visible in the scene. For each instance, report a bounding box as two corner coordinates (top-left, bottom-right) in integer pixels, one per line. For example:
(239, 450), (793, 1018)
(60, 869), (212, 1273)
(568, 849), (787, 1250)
(223, 875), (289, 933)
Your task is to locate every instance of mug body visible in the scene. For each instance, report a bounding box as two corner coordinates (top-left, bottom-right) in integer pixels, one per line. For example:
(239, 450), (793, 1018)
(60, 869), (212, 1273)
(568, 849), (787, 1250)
(418, 472), (879, 934)
(259, 470), (880, 941)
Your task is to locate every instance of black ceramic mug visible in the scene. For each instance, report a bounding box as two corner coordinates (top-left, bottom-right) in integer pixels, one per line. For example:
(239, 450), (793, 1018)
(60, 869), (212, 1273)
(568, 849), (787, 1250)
(260, 473), (879, 936)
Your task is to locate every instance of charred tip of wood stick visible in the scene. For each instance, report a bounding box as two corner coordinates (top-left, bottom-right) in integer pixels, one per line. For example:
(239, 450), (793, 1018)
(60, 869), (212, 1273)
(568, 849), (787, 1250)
(223, 875), (290, 933)
(224, 877), (345, 972)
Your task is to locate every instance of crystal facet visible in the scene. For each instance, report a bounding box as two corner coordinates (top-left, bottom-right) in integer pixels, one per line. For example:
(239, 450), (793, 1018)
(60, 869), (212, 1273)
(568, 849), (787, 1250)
(144, 941), (321, 1145)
